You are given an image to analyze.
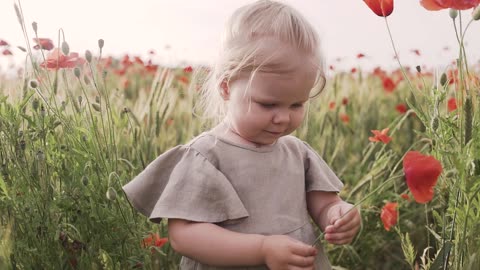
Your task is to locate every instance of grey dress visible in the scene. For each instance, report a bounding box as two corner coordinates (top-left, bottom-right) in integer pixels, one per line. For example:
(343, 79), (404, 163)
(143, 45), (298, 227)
(122, 132), (344, 269)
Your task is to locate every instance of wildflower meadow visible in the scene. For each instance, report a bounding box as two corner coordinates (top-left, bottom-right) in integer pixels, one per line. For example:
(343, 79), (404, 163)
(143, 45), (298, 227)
(1, 1), (480, 269)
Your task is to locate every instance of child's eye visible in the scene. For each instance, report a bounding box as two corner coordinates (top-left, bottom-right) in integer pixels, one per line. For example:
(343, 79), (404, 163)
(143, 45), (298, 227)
(260, 103), (276, 108)
(291, 103), (304, 109)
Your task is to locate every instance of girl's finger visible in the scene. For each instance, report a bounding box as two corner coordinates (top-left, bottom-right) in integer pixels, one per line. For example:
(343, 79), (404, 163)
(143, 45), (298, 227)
(333, 209), (360, 229)
(288, 254), (316, 267)
(333, 216), (361, 233)
(291, 243), (317, 257)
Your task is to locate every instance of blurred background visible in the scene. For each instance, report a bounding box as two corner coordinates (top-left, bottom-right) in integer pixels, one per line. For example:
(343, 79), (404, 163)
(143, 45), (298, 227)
(1, 0), (480, 75)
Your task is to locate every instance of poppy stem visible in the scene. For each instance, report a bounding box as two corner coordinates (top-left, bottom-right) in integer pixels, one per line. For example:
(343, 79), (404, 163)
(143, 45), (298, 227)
(383, 17), (415, 93)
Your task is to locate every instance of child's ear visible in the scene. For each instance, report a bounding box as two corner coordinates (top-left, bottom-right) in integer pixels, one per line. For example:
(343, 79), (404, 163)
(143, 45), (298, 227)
(220, 80), (230, 100)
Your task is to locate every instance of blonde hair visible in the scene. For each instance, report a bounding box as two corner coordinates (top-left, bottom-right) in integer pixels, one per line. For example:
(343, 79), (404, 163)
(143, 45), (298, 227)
(194, 0), (326, 125)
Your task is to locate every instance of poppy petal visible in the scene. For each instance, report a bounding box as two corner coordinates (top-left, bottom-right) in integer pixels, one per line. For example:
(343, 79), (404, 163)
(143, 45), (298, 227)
(403, 151), (442, 203)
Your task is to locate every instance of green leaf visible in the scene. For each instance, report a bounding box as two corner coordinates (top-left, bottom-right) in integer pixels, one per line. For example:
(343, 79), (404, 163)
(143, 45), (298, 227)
(430, 241), (453, 270)
(0, 175), (10, 200)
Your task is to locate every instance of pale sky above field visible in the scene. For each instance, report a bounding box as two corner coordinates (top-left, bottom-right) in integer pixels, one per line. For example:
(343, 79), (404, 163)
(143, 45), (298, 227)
(1, 0), (480, 75)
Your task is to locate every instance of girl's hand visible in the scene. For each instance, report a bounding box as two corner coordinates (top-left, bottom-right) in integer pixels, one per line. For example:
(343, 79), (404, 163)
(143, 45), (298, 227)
(324, 202), (361, 245)
(260, 235), (317, 270)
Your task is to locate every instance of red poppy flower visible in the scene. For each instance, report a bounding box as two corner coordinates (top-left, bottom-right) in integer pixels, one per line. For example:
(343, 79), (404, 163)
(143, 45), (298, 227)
(350, 67), (357, 74)
(39, 49), (86, 70)
(369, 128), (392, 144)
(447, 97), (457, 112)
(395, 104), (407, 114)
(329, 101), (335, 110)
(340, 113), (350, 123)
(403, 151), (442, 203)
(400, 193), (411, 201)
(357, 53), (365, 59)
(381, 202), (398, 231)
(0, 39), (9, 46)
(2, 49), (12, 56)
(420, 0), (480, 11)
(184, 66), (193, 73)
(141, 233), (168, 252)
(342, 97), (348, 106)
(33, 38), (54, 51)
(411, 49), (421, 56)
(382, 76), (397, 93)
(364, 0), (394, 17)
(178, 75), (189, 84)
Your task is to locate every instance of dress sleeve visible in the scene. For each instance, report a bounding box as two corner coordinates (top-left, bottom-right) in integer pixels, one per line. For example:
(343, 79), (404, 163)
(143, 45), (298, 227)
(303, 142), (344, 193)
(122, 146), (249, 223)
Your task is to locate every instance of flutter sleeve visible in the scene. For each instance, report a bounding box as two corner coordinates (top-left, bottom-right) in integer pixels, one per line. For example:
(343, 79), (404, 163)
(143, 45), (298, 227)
(303, 142), (344, 192)
(122, 145), (249, 223)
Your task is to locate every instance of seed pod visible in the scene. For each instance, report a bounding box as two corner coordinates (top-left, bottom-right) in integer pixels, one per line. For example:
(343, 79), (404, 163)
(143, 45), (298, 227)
(473, 6), (480, 20)
(95, 96), (101, 104)
(440, 73), (448, 87)
(85, 50), (92, 63)
(78, 96), (83, 106)
(92, 103), (101, 112)
(29, 79), (38, 89)
(106, 187), (117, 201)
(74, 67), (81, 78)
(431, 116), (439, 131)
(449, 9), (458, 19)
(98, 39), (104, 49)
(32, 98), (39, 111)
(415, 65), (421, 73)
(61, 41), (70, 55)
(81, 176), (89, 186)
(19, 139), (26, 151)
(40, 104), (46, 117)
(32, 22), (38, 33)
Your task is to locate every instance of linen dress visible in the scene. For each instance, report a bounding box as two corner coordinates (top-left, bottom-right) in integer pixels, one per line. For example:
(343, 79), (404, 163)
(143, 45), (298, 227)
(122, 132), (344, 270)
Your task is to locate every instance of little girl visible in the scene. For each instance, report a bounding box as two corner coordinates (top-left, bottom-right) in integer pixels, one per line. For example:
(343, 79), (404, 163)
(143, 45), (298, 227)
(123, 1), (361, 269)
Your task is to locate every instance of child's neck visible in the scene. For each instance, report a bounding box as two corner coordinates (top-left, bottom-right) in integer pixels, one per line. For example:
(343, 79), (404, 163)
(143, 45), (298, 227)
(210, 121), (276, 149)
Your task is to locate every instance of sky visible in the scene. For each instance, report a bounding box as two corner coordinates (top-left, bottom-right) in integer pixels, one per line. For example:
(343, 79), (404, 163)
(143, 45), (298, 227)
(1, 0), (480, 75)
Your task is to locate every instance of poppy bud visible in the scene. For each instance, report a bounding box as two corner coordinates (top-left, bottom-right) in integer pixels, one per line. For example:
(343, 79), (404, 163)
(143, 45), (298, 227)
(32, 98), (39, 111)
(92, 103), (101, 112)
(61, 41), (69, 55)
(95, 96), (101, 104)
(17, 46), (26, 52)
(85, 50), (92, 63)
(74, 67), (81, 78)
(440, 73), (448, 87)
(449, 9), (458, 19)
(78, 96), (83, 106)
(415, 65), (421, 73)
(19, 139), (26, 151)
(106, 187), (117, 201)
(32, 22), (38, 33)
(431, 116), (439, 131)
(98, 39), (104, 49)
(81, 176), (89, 186)
(40, 104), (46, 117)
(29, 79), (38, 89)
(473, 6), (480, 21)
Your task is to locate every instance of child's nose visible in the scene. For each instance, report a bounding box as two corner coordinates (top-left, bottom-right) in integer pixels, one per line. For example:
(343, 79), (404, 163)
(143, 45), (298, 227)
(272, 109), (290, 124)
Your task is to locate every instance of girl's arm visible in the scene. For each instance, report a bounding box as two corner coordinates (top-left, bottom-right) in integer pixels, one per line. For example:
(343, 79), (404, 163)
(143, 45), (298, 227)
(306, 191), (361, 245)
(168, 218), (317, 267)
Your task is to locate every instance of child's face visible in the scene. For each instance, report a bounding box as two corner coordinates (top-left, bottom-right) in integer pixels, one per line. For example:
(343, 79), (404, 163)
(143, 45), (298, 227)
(224, 40), (318, 146)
